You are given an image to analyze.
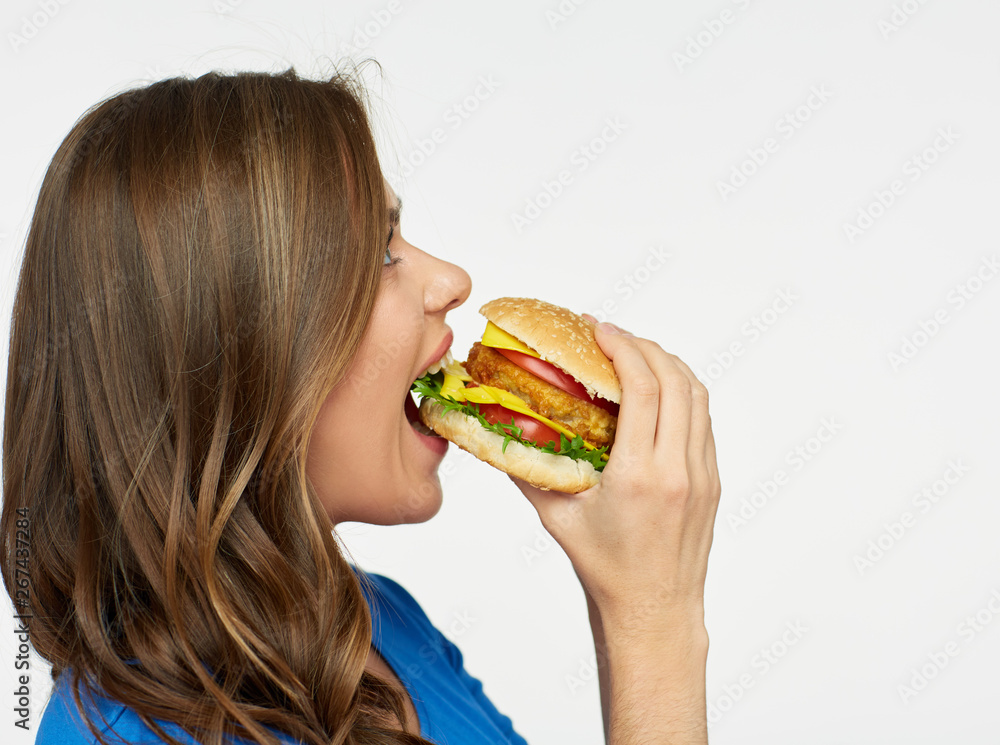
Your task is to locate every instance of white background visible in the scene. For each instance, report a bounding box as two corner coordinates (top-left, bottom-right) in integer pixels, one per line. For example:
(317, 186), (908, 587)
(2, 1), (999, 743)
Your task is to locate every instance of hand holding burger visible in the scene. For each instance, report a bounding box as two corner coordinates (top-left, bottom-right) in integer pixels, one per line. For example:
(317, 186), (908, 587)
(414, 299), (722, 741)
(521, 315), (721, 743)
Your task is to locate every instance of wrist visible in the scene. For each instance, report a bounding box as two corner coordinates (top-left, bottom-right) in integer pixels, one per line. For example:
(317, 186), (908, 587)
(604, 617), (709, 664)
(600, 602), (709, 682)
(597, 594), (707, 643)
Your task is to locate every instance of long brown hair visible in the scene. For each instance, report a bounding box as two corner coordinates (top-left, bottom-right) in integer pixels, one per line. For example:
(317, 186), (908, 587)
(1, 66), (432, 744)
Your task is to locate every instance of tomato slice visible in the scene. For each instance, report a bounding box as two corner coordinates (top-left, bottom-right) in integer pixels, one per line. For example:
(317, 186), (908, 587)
(476, 403), (561, 450)
(494, 347), (620, 416)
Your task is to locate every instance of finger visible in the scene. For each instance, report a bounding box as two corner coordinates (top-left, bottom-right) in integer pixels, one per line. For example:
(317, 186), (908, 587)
(699, 425), (722, 554)
(508, 475), (590, 540)
(661, 354), (717, 537)
(508, 475), (557, 522)
(579, 312), (632, 336)
(627, 339), (692, 468)
(689, 421), (721, 539)
(663, 354), (712, 471)
(704, 422), (720, 492)
(593, 324), (658, 463)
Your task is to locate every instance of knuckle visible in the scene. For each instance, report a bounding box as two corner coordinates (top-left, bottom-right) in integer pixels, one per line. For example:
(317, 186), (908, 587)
(607, 463), (655, 493)
(662, 368), (692, 396)
(630, 373), (659, 400)
(691, 379), (710, 403)
(625, 472), (660, 497)
(661, 471), (692, 499)
(638, 337), (664, 353)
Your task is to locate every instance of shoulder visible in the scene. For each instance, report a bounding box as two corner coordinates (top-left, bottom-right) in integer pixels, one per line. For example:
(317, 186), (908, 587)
(37, 671), (265, 745)
(353, 568), (426, 616)
(37, 672), (127, 745)
(351, 567), (446, 646)
(351, 564), (430, 623)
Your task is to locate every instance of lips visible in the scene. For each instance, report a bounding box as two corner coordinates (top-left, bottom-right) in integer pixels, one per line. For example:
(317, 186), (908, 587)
(404, 330), (454, 438)
(414, 330), (454, 383)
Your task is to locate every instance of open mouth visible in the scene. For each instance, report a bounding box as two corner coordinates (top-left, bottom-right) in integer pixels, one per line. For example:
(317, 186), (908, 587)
(405, 389), (440, 437)
(405, 344), (461, 439)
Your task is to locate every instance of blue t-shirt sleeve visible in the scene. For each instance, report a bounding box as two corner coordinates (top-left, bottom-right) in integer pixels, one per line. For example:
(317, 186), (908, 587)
(38, 672), (293, 745)
(38, 673), (203, 745)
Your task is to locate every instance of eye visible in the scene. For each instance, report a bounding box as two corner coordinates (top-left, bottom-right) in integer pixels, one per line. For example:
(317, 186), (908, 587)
(383, 226), (399, 267)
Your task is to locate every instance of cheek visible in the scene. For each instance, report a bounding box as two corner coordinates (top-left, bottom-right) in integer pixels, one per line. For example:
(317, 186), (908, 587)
(305, 381), (412, 524)
(305, 394), (349, 519)
(305, 387), (377, 495)
(303, 290), (434, 523)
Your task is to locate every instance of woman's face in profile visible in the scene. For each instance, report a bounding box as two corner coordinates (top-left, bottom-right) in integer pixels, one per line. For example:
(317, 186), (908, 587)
(306, 180), (472, 526)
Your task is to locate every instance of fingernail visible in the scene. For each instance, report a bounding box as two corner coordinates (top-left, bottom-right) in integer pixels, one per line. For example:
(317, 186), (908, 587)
(581, 313), (597, 323)
(596, 322), (619, 334)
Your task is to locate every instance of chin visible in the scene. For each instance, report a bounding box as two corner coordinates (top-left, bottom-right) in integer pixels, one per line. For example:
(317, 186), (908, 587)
(337, 475), (444, 527)
(387, 475), (444, 525)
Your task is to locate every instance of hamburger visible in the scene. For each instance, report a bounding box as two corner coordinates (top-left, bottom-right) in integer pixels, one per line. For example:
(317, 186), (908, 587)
(410, 297), (621, 493)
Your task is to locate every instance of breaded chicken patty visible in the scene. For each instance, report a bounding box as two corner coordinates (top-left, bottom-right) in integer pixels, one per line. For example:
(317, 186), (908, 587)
(465, 342), (617, 448)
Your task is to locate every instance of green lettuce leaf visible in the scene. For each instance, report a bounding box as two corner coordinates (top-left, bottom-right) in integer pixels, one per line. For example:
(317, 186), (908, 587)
(411, 372), (608, 473)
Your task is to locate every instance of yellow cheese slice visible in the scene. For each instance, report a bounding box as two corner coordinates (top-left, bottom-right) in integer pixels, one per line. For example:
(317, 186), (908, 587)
(438, 372), (608, 460)
(439, 371), (471, 400)
(480, 321), (540, 358)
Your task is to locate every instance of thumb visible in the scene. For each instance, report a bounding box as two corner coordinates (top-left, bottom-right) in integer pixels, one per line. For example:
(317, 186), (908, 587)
(591, 321), (636, 362)
(507, 475), (589, 541)
(508, 473), (558, 509)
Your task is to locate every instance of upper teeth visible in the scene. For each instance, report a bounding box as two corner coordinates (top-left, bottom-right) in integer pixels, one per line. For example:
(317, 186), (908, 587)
(421, 349), (454, 378)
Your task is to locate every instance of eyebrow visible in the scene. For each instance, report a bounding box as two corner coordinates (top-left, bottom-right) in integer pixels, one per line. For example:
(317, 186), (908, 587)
(389, 195), (402, 227)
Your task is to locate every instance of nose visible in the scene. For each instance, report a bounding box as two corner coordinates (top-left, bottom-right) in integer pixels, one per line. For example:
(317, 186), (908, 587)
(424, 253), (472, 316)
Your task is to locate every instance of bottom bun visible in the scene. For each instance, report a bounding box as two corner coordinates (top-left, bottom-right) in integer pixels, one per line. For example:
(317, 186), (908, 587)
(419, 398), (601, 494)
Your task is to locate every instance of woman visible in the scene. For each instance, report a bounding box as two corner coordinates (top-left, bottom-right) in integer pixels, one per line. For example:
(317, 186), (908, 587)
(1, 66), (721, 744)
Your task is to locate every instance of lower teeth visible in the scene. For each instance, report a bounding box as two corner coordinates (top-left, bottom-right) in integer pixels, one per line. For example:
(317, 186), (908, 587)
(410, 417), (439, 437)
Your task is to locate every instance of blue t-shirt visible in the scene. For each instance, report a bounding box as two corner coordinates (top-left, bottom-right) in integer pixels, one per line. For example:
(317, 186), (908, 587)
(36, 569), (528, 744)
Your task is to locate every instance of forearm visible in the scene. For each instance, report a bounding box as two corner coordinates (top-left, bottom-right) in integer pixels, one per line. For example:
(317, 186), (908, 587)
(584, 590), (611, 743)
(591, 599), (709, 745)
